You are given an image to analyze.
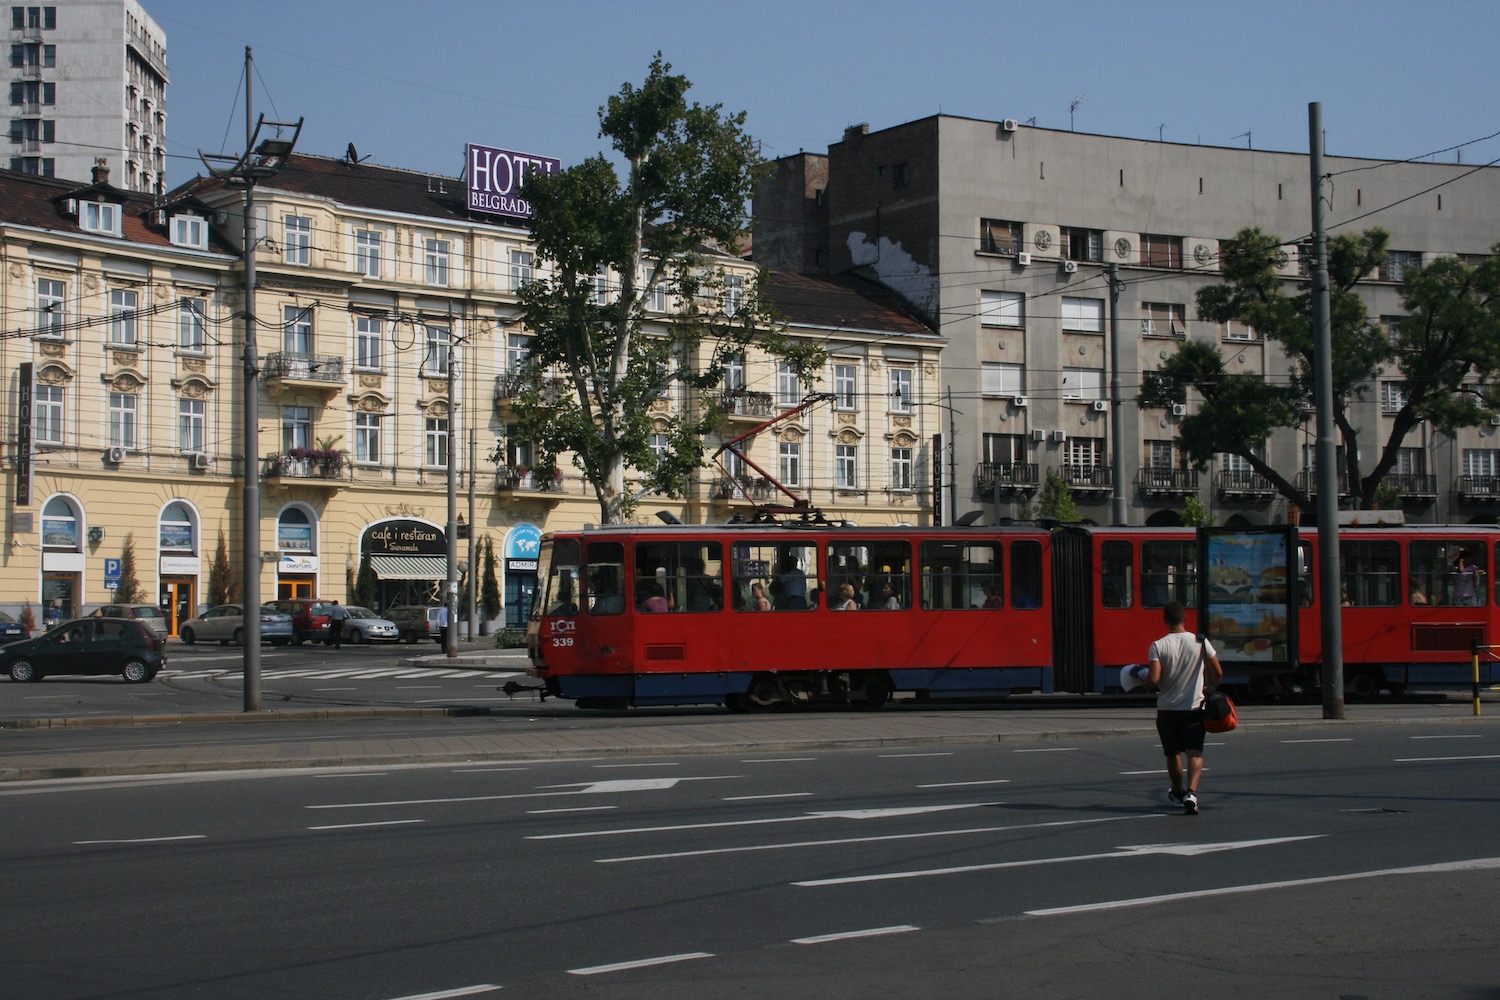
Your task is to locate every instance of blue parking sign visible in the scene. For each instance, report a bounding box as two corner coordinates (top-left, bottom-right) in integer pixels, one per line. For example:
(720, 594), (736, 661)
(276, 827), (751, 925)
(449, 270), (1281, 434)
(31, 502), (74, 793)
(104, 557), (121, 590)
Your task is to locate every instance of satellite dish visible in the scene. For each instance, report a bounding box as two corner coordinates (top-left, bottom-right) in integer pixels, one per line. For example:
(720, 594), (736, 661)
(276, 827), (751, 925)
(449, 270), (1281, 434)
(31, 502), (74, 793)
(346, 143), (359, 163)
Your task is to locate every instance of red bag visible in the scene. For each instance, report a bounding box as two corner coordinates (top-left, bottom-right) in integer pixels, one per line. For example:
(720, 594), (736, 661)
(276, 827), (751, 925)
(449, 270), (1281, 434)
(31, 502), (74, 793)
(1203, 689), (1237, 733)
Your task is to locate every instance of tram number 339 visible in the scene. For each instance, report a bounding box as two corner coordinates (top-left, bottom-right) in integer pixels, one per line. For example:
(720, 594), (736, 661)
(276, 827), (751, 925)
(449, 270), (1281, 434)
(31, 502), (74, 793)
(551, 637), (574, 647)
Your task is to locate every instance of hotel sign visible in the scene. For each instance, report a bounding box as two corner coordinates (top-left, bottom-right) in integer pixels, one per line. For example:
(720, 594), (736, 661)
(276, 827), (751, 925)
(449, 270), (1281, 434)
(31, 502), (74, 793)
(15, 362), (32, 506)
(466, 143), (560, 220)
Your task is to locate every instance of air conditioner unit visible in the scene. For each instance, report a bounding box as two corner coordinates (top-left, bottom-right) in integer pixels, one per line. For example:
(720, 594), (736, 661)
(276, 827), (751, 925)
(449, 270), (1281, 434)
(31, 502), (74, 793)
(1051, 430), (1068, 443)
(153, 209), (167, 227)
(1002, 118), (1019, 132)
(105, 446), (125, 464)
(1171, 403), (1189, 417)
(65, 198), (77, 215)
(1063, 260), (1079, 273)
(1490, 415), (1500, 426)
(1012, 395), (1029, 408)
(1092, 400), (1109, 412)
(191, 452), (211, 470)
(1015, 252), (1031, 266)
(1031, 429), (1047, 442)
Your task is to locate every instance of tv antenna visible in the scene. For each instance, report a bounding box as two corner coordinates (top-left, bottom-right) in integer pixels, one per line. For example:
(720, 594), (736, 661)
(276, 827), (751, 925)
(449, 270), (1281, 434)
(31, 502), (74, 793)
(1069, 94), (1086, 131)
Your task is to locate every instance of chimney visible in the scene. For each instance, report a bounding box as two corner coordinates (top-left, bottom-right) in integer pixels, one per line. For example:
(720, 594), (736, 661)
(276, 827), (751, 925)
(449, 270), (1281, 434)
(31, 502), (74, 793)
(91, 158), (110, 185)
(843, 123), (870, 141)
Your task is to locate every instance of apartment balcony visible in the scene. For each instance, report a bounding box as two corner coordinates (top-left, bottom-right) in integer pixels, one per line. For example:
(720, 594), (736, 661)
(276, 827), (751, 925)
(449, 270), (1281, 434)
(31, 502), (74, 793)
(1060, 464), (1113, 494)
(264, 353), (345, 399)
(493, 371), (569, 411)
(1136, 467), (1199, 498)
(717, 390), (776, 422)
(1385, 472), (1438, 502)
(975, 461), (1039, 494)
(1295, 470), (1351, 500)
(1216, 470), (1278, 502)
(262, 450), (348, 491)
(1457, 475), (1500, 503)
(708, 476), (779, 503)
(495, 467), (572, 507)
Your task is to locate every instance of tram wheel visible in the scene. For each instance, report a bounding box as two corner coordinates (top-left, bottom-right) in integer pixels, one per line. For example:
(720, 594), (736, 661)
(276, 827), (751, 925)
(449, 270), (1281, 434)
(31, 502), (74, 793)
(851, 674), (892, 711)
(1344, 668), (1381, 702)
(748, 675), (782, 709)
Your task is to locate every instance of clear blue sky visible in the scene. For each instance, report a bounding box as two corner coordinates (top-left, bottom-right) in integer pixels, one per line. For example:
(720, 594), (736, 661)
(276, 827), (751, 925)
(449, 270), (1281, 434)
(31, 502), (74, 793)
(149, 0), (1500, 191)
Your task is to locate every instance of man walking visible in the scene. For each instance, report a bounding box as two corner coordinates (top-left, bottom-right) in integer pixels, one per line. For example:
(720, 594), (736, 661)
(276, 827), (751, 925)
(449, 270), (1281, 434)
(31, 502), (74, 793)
(1133, 600), (1223, 815)
(326, 600), (350, 648)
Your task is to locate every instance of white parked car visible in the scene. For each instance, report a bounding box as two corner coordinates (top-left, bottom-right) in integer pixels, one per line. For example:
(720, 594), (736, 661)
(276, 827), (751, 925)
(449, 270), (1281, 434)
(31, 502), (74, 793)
(337, 606), (400, 644)
(179, 604), (294, 646)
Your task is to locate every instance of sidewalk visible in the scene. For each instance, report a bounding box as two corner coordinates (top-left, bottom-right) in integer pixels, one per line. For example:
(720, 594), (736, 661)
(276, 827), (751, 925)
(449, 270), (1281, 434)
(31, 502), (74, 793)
(2, 692), (1492, 783)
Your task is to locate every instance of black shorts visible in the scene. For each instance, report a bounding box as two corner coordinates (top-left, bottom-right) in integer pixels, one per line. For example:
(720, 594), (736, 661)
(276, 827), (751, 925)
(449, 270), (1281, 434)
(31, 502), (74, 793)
(1156, 709), (1207, 756)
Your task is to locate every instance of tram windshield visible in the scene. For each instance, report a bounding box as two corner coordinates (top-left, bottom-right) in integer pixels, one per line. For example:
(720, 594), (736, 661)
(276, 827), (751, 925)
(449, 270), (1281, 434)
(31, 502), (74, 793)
(537, 537), (580, 617)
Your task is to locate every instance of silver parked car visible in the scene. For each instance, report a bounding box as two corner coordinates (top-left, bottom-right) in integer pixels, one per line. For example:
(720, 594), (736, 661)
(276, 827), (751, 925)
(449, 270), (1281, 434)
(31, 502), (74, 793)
(179, 604), (294, 646)
(336, 606), (400, 643)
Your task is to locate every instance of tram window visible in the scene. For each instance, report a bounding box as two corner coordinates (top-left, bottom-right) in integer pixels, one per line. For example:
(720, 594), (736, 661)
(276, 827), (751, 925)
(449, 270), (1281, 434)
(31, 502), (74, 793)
(1411, 539), (1486, 607)
(919, 541), (1002, 609)
(633, 540), (724, 613)
(1101, 540), (1133, 609)
(584, 541), (626, 615)
(539, 538), (580, 617)
(1338, 540), (1399, 607)
(1297, 542), (1313, 607)
(828, 541), (911, 610)
(732, 542), (817, 611)
(1011, 540), (1043, 610)
(1141, 541), (1197, 608)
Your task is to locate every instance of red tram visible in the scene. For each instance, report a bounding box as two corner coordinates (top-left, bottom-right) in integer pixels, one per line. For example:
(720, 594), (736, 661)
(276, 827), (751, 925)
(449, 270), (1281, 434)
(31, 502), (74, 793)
(526, 521), (1500, 709)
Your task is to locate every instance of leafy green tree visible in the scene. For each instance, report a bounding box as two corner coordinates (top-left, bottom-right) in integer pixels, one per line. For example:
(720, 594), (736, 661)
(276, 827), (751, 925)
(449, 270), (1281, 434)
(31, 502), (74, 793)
(1140, 227), (1500, 510)
(207, 529), (236, 607)
(354, 549), (377, 609)
(1181, 496), (1216, 527)
(480, 536), (502, 624)
(117, 532), (143, 603)
(1034, 469), (1081, 523)
(512, 55), (822, 523)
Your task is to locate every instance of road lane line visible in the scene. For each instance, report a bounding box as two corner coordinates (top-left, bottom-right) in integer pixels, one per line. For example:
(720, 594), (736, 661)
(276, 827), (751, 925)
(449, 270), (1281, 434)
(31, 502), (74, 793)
(792, 925), (919, 944)
(740, 757), (817, 763)
(1410, 734), (1484, 740)
(1012, 747), (1078, 753)
(383, 985), (502, 999)
(569, 953), (713, 976)
(1024, 856), (1500, 916)
(1395, 754), (1500, 762)
(1281, 738), (1354, 744)
(309, 820), (426, 831)
(531, 803), (1001, 841)
(529, 806), (618, 815)
(74, 834), (206, 845)
(722, 792), (814, 801)
(878, 752), (953, 758)
(917, 779), (1011, 789)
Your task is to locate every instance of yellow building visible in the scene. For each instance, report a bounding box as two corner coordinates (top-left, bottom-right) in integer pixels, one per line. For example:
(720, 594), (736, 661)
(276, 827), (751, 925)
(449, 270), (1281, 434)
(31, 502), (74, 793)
(0, 153), (940, 634)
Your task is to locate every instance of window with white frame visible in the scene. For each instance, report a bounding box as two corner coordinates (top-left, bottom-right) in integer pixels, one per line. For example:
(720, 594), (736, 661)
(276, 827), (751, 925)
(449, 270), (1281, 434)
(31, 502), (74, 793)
(1147, 440), (1177, 468)
(425, 416), (449, 468)
(1062, 226), (1103, 262)
(34, 383), (62, 444)
(650, 432), (669, 460)
(890, 447), (913, 490)
(506, 332), (532, 372)
(779, 440), (801, 486)
(425, 238), (450, 286)
(171, 215), (207, 250)
(354, 229), (381, 278)
(591, 267), (610, 304)
(1220, 450), (1263, 478)
(1381, 250), (1422, 283)
(109, 288), (137, 346)
(178, 297), (206, 352)
(109, 392), (137, 450)
(724, 274), (744, 315)
(981, 362), (1024, 397)
(509, 249), (533, 291)
(177, 397), (205, 453)
(1061, 296), (1104, 333)
(1380, 381), (1407, 414)
(81, 200), (120, 236)
(835, 444), (858, 489)
(36, 277), (63, 337)
(723, 353), (746, 391)
(282, 305), (312, 354)
(354, 412), (382, 465)
(979, 218), (1022, 254)
(1065, 436), (1103, 468)
(281, 405), (311, 453)
(777, 362), (800, 406)
(424, 324), (450, 376)
(1140, 302), (1186, 337)
(1395, 447), (1426, 476)
(648, 279), (667, 312)
(890, 367), (912, 412)
(1061, 366), (1104, 400)
(1463, 449), (1500, 478)
(979, 289), (1023, 327)
(833, 362), (858, 410)
(1223, 319), (1258, 341)
(284, 216), (311, 266)
(354, 314), (383, 370)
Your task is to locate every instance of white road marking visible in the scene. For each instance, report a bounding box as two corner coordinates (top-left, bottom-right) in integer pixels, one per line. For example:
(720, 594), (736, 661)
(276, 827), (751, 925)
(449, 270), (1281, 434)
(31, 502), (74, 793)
(529, 806), (618, 815)
(308, 777), (704, 810)
(592, 762), (680, 769)
(309, 819), (426, 831)
(1410, 734), (1484, 740)
(74, 834), (206, 845)
(1282, 738), (1354, 744)
(1025, 856), (1500, 916)
(452, 768), (528, 774)
(382, 985), (503, 999)
(878, 752), (953, 758)
(599, 816), (1142, 864)
(569, 953), (713, 976)
(1012, 747), (1078, 753)
(313, 687), (357, 691)
(1396, 754), (1500, 762)
(794, 836), (1325, 887)
(531, 803), (1001, 841)
(722, 792), (814, 801)
(917, 779), (1011, 789)
(792, 925), (919, 944)
(741, 757), (817, 763)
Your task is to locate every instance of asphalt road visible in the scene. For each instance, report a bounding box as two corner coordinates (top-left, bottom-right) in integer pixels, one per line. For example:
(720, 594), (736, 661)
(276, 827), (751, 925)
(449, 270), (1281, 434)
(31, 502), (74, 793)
(4, 724), (1496, 999)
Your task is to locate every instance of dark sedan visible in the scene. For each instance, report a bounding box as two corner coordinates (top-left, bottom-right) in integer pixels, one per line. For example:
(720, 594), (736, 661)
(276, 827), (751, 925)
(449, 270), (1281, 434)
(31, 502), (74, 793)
(2, 617), (166, 683)
(0, 610), (28, 643)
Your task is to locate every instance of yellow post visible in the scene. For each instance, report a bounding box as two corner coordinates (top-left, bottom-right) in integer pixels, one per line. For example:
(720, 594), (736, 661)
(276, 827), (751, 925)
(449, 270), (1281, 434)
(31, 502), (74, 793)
(1474, 645), (1483, 718)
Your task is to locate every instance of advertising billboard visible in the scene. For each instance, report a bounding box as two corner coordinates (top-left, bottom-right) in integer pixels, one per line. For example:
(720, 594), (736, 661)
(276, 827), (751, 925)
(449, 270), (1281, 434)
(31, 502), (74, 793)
(1200, 526), (1298, 668)
(466, 143), (560, 220)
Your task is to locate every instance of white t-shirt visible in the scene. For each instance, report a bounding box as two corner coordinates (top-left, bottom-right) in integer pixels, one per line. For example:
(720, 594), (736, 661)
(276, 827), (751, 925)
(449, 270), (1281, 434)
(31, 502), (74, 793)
(1148, 630), (1216, 712)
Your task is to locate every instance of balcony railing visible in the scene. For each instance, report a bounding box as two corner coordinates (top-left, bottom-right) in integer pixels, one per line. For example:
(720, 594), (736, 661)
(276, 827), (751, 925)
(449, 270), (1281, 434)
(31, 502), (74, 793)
(1384, 472), (1437, 501)
(1060, 464), (1113, 492)
(718, 390), (775, 419)
(1457, 475), (1500, 502)
(1216, 470), (1277, 501)
(493, 371), (569, 407)
(709, 476), (778, 502)
(975, 461), (1039, 492)
(263, 450), (347, 484)
(496, 467), (567, 494)
(1295, 470), (1351, 498)
(263, 352), (345, 384)
(1136, 467), (1199, 497)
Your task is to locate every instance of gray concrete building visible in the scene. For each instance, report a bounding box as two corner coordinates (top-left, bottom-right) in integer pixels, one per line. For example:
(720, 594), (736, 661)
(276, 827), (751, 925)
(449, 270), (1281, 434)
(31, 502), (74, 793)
(6, 0), (167, 191)
(755, 115), (1500, 527)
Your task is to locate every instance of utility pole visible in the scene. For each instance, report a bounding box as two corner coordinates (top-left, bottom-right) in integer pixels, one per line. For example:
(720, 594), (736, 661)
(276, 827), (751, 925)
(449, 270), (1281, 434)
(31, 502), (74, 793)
(1309, 101), (1345, 719)
(1108, 263), (1127, 526)
(198, 47), (301, 712)
(466, 425), (477, 640)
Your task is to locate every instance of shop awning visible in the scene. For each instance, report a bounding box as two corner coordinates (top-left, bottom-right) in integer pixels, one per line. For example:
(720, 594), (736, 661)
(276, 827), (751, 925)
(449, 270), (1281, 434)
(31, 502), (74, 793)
(369, 555), (449, 580)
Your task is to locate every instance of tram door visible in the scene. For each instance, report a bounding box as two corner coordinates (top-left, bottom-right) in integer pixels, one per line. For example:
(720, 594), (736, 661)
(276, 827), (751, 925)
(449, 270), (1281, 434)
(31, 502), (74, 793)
(1050, 530), (1094, 693)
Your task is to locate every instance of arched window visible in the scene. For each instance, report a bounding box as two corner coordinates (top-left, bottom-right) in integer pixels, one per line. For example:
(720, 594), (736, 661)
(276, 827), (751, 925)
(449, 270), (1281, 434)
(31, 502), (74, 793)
(277, 506), (315, 554)
(159, 502), (197, 554)
(42, 496), (80, 550)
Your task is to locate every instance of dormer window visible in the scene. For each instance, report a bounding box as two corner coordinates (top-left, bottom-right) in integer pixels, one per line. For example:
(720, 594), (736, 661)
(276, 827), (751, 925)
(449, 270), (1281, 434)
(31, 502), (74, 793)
(80, 200), (121, 236)
(171, 214), (207, 250)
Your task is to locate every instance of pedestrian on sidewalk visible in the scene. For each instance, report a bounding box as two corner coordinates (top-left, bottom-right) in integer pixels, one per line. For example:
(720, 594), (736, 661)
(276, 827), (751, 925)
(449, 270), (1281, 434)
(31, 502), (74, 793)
(1128, 600), (1222, 815)
(326, 600), (350, 648)
(435, 603), (449, 647)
